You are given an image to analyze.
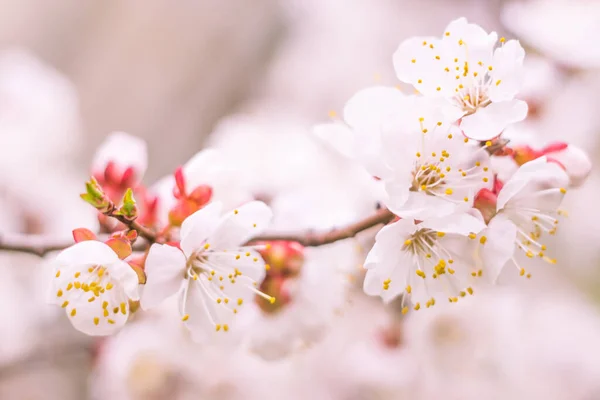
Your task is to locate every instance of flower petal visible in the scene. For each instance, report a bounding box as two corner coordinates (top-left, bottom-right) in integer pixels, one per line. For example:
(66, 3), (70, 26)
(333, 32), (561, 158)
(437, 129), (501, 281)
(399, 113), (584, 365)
(420, 213), (486, 236)
(140, 244), (187, 309)
(106, 260), (140, 301)
(180, 201), (223, 256)
(56, 241), (118, 266)
(460, 100), (528, 140)
(488, 40), (525, 102)
(478, 215), (517, 284)
(343, 86), (405, 129)
(207, 201), (273, 249)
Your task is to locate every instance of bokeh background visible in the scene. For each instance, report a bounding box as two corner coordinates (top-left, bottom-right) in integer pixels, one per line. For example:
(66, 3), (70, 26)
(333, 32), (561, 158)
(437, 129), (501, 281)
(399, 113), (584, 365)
(1, 0), (600, 399)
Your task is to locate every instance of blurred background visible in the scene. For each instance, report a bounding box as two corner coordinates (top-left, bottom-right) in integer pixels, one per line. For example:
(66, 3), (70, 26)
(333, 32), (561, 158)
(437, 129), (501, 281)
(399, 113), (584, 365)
(1, 0), (600, 399)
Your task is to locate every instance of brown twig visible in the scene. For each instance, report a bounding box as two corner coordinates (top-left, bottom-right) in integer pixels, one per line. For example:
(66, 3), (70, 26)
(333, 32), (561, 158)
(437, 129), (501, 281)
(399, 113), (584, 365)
(0, 208), (396, 257)
(108, 212), (157, 243)
(249, 207), (395, 247)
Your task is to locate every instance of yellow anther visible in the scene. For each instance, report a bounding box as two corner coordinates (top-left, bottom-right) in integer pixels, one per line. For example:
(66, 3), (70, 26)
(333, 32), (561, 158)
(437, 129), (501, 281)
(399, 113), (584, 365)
(224, 298), (229, 304)
(422, 129), (428, 133)
(235, 255), (241, 260)
(414, 302), (421, 310)
(477, 270), (483, 277)
(526, 273), (532, 279)
(269, 297), (276, 304)
(526, 251), (534, 258)
(120, 302), (127, 315)
(445, 31), (450, 36)
(458, 39), (463, 45)
(483, 177), (489, 182)
(215, 324), (221, 331)
(464, 138), (469, 143)
(445, 188), (453, 195)
(411, 59), (416, 63)
(468, 233), (476, 239)
(204, 243), (210, 250)
(496, 80), (502, 86)
(473, 72), (478, 77)
(420, 184), (427, 191)
(88, 296), (95, 302)
(464, 197), (469, 202)
(55, 270), (61, 278)
(402, 306), (409, 315)
(437, 232), (445, 237)
(448, 268), (455, 274)
(94, 317), (99, 326)
(435, 55), (440, 60)
(541, 245), (547, 251)
(74, 281), (81, 289)
(560, 188), (567, 194)
(519, 268), (525, 276)
(416, 152), (421, 157)
(108, 319), (115, 324)
(223, 324), (229, 332)
(417, 79), (422, 84)
(429, 44), (434, 49)
(448, 259), (454, 264)
(479, 236), (487, 245)
(102, 301), (108, 309)
(61, 301), (69, 308)
(500, 37), (506, 43)
(70, 308), (77, 317)
(57, 289), (63, 297)
(217, 298), (222, 304)
(237, 298), (243, 306)
(106, 282), (113, 290)
(74, 272), (81, 278)
(404, 239), (412, 246)
(416, 270), (426, 278)
(88, 267), (94, 273)
(406, 285), (412, 294)
(436, 87), (441, 91)
(265, 264), (271, 271)
(182, 314), (190, 321)
(488, 65), (493, 71)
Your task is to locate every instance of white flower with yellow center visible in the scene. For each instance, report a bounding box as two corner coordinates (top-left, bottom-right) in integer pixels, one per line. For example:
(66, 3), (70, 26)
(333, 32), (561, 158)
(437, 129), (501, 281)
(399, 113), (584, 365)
(476, 157), (570, 282)
(141, 201), (273, 341)
(393, 17), (528, 140)
(48, 241), (140, 336)
(381, 95), (493, 220)
(363, 213), (485, 311)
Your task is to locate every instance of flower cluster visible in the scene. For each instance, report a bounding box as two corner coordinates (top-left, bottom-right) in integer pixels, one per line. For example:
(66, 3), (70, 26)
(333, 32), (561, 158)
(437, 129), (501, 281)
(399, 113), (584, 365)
(317, 17), (590, 312)
(45, 17), (591, 343)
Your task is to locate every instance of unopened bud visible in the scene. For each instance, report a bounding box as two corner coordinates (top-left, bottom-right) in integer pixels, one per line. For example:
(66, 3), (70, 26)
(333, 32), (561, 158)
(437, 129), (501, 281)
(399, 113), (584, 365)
(474, 188), (498, 224)
(113, 188), (138, 221)
(80, 177), (113, 213)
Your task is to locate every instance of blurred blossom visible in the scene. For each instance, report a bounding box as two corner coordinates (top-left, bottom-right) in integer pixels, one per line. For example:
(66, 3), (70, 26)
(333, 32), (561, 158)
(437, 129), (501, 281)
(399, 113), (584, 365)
(502, 0), (600, 69)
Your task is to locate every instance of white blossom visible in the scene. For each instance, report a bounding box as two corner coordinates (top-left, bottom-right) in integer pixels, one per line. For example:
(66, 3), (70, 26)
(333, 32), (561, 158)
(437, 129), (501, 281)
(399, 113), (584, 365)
(363, 213), (485, 311)
(381, 96), (493, 220)
(476, 157), (569, 282)
(393, 17), (528, 140)
(48, 240), (140, 336)
(141, 201), (273, 341)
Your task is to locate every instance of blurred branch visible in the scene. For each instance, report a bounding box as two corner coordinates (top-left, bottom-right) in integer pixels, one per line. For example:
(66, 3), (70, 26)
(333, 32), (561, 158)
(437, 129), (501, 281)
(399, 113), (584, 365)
(250, 207), (395, 247)
(0, 208), (395, 256)
(0, 233), (148, 257)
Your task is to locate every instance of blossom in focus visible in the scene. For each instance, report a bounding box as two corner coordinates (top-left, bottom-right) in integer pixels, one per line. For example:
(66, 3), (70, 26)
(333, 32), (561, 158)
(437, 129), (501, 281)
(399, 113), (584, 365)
(363, 213), (485, 311)
(381, 96), (493, 220)
(393, 17), (528, 140)
(474, 157), (569, 282)
(141, 201), (273, 341)
(48, 240), (140, 336)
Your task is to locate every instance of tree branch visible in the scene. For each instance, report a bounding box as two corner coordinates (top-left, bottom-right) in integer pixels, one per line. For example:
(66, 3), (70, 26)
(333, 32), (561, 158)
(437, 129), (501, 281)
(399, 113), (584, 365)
(0, 208), (396, 257)
(249, 207), (395, 247)
(108, 212), (157, 243)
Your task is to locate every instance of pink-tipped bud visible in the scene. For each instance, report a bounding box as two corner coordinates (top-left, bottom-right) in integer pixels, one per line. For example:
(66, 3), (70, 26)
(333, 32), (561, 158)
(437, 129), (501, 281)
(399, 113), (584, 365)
(92, 132), (147, 188)
(258, 241), (305, 278)
(188, 185), (213, 206)
(173, 167), (186, 199)
(513, 142), (591, 187)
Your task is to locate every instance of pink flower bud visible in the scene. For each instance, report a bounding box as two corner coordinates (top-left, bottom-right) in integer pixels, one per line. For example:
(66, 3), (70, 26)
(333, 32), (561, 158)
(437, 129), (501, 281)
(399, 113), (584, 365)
(513, 142), (591, 187)
(474, 188), (498, 224)
(92, 132), (147, 187)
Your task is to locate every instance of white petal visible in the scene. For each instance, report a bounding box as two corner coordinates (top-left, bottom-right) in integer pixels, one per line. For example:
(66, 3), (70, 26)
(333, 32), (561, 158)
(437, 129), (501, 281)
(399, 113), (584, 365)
(56, 241), (118, 266)
(497, 156), (569, 211)
(488, 40), (525, 102)
(386, 191), (458, 220)
(66, 290), (130, 336)
(312, 122), (355, 159)
(207, 201), (273, 249)
(140, 244), (187, 309)
(546, 144), (592, 188)
(182, 148), (222, 188)
(419, 213), (486, 236)
(343, 86), (405, 129)
(460, 100), (528, 140)
(207, 249), (266, 283)
(392, 36), (450, 96)
(92, 132), (147, 178)
(479, 215), (517, 283)
(180, 201), (223, 256)
(106, 260), (140, 301)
